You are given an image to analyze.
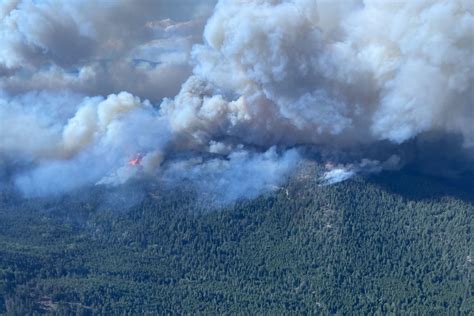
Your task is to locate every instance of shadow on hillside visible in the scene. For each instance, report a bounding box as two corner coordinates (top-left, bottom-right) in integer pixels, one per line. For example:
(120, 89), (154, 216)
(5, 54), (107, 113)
(367, 169), (474, 204)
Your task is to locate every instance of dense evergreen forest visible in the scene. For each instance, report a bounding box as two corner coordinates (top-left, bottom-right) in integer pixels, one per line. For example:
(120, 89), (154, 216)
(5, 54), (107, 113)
(0, 170), (472, 314)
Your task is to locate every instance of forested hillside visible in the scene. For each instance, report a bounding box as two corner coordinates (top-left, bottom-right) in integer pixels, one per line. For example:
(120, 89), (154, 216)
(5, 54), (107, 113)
(0, 171), (473, 314)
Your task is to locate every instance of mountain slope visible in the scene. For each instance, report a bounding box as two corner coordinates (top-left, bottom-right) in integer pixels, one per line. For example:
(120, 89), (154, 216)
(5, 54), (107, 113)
(0, 171), (473, 314)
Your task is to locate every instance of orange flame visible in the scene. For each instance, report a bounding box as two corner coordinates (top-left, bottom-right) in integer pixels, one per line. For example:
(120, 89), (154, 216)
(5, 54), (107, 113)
(128, 154), (142, 166)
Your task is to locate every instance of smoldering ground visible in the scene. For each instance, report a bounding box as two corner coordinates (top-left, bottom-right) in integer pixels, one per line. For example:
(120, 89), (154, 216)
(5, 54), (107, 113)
(0, 0), (472, 205)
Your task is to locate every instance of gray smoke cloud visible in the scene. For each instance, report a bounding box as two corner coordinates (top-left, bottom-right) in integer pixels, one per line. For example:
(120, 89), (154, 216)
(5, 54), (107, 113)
(0, 0), (473, 202)
(0, 0), (216, 101)
(160, 147), (300, 204)
(182, 0), (473, 146)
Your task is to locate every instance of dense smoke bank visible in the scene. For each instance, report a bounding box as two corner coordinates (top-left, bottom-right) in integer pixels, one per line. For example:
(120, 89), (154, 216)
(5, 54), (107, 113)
(0, 0), (472, 202)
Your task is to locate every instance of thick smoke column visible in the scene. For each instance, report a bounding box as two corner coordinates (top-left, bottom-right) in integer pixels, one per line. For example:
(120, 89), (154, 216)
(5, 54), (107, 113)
(176, 0), (473, 147)
(0, 0), (473, 201)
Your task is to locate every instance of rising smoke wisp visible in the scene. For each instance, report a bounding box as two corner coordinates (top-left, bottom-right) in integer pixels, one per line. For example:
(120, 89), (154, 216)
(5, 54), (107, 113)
(0, 0), (473, 202)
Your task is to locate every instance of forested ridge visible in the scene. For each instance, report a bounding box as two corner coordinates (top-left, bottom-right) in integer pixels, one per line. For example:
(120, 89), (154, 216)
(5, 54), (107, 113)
(0, 171), (472, 314)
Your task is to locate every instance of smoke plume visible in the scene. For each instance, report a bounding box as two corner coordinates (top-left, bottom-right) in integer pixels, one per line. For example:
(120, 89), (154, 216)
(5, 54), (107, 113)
(0, 0), (473, 202)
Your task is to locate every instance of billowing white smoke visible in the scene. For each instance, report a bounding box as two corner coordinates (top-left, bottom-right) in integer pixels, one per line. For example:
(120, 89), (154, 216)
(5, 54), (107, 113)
(0, 0), (216, 101)
(179, 0), (473, 147)
(1, 0), (473, 201)
(11, 92), (171, 196)
(320, 155), (401, 185)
